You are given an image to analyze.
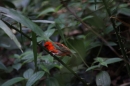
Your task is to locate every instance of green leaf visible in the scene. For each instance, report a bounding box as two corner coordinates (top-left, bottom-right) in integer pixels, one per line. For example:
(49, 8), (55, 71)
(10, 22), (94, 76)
(37, 37), (44, 42)
(23, 69), (34, 79)
(96, 71), (111, 86)
(87, 41), (102, 51)
(38, 28), (54, 40)
(55, 5), (62, 12)
(86, 65), (100, 71)
(32, 32), (37, 70)
(67, 39), (87, 67)
(82, 16), (94, 21)
(105, 42), (117, 46)
(104, 25), (114, 34)
(0, 61), (7, 70)
(32, 20), (55, 24)
(105, 58), (123, 64)
(1, 77), (25, 86)
(38, 8), (55, 17)
(13, 54), (20, 59)
(0, 37), (19, 49)
(55, 21), (67, 45)
(119, 4), (129, 8)
(41, 54), (54, 62)
(5, 67), (13, 73)
(118, 8), (130, 16)
(0, 7), (46, 39)
(94, 57), (104, 63)
(40, 65), (50, 74)
(21, 51), (34, 60)
(12, 63), (22, 70)
(21, 51), (33, 57)
(100, 62), (108, 67)
(0, 20), (22, 51)
(45, 77), (60, 86)
(44, 29), (55, 39)
(94, 0), (97, 10)
(26, 71), (45, 86)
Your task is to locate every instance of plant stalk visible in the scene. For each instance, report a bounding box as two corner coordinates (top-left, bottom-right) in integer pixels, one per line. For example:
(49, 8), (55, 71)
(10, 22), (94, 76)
(3, 21), (89, 86)
(102, 0), (130, 75)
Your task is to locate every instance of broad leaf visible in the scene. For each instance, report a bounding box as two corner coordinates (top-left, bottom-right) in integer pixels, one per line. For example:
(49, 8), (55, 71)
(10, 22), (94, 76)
(40, 65), (50, 74)
(118, 8), (130, 16)
(44, 29), (55, 39)
(94, 57), (104, 63)
(21, 51), (34, 64)
(0, 61), (7, 70)
(1, 77), (25, 86)
(23, 69), (34, 79)
(0, 20), (22, 51)
(104, 25), (113, 34)
(105, 58), (122, 64)
(38, 8), (55, 17)
(41, 54), (54, 62)
(0, 7), (47, 40)
(86, 65), (100, 71)
(21, 51), (34, 60)
(12, 63), (22, 70)
(96, 71), (111, 86)
(82, 16), (93, 21)
(26, 71), (45, 86)
(0, 37), (19, 49)
(45, 77), (60, 86)
(100, 62), (108, 67)
(106, 42), (117, 46)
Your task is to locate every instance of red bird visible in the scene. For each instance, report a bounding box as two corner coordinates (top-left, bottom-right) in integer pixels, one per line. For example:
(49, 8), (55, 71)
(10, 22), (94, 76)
(44, 41), (71, 56)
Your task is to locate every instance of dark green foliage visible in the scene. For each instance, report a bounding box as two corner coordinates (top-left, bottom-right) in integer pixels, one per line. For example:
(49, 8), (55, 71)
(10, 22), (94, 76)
(0, 0), (129, 86)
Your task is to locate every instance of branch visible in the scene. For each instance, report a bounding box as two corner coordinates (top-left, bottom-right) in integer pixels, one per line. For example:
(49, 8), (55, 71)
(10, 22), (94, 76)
(59, 0), (130, 64)
(3, 21), (89, 86)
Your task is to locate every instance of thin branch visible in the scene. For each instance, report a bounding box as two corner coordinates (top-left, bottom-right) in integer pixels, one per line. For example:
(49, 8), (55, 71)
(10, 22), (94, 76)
(59, 0), (130, 64)
(3, 21), (89, 86)
(102, 0), (130, 75)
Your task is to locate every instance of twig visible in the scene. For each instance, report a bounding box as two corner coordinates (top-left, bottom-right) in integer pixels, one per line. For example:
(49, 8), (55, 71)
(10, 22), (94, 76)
(59, 0), (130, 64)
(3, 21), (89, 86)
